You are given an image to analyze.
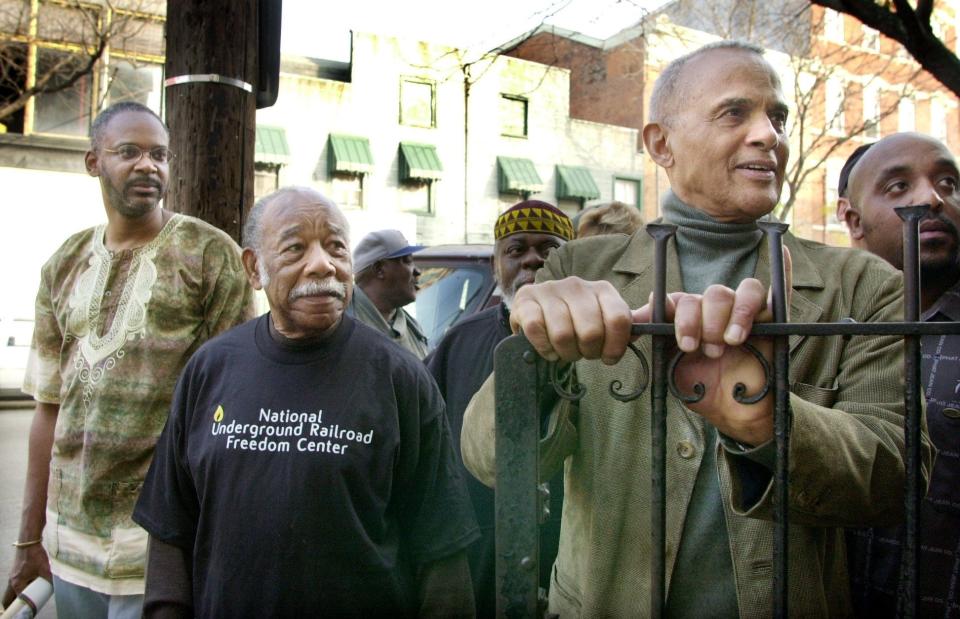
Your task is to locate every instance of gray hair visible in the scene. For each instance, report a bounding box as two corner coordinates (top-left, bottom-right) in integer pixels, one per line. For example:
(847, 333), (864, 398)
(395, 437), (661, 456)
(89, 101), (167, 152)
(577, 201), (645, 238)
(242, 186), (344, 251)
(649, 40), (768, 126)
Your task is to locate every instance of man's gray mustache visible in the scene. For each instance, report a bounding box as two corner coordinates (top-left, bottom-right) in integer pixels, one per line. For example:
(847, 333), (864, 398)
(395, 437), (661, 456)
(289, 279), (347, 301)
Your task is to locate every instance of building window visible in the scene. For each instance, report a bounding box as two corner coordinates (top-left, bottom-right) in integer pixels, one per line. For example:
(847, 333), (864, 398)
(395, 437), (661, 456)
(253, 166), (280, 202)
(0, 43), (28, 133)
(862, 85), (880, 139)
(104, 61), (163, 111)
(899, 98), (916, 132)
(824, 8), (844, 42)
(824, 159), (845, 229)
(33, 49), (94, 136)
(861, 25), (880, 52)
(0, 1), (165, 136)
(399, 182), (433, 214)
(331, 175), (363, 210)
(825, 78), (845, 134)
(500, 94), (528, 137)
(931, 98), (948, 144)
(400, 78), (436, 128)
(613, 177), (641, 208)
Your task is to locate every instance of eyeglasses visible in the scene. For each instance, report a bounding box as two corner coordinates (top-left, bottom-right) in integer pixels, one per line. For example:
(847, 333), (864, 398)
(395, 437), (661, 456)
(102, 144), (174, 164)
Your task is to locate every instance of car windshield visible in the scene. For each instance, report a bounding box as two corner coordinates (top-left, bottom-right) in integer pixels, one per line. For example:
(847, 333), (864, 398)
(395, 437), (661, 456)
(408, 265), (490, 348)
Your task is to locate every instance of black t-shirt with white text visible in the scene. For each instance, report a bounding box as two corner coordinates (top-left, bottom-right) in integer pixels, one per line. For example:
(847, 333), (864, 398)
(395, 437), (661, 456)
(134, 314), (478, 618)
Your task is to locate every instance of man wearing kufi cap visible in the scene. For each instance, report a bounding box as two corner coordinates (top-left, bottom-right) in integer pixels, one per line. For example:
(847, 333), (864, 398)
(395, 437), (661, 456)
(349, 229), (430, 359)
(426, 199), (573, 617)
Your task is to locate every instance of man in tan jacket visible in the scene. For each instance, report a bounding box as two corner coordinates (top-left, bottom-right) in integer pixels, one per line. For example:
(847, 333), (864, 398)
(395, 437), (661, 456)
(462, 41), (932, 617)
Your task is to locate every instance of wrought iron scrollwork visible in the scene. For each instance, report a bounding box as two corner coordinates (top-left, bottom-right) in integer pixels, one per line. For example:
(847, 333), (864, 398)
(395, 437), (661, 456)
(666, 341), (773, 405)
(550, 361), (585, 401)
(732, 342), (773, 404)
(666, 349), (705, 404)
(609, 342), (650, 402)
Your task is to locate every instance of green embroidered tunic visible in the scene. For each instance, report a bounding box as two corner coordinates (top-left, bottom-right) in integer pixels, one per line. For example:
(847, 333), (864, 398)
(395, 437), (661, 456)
(23, 213), (255, 594)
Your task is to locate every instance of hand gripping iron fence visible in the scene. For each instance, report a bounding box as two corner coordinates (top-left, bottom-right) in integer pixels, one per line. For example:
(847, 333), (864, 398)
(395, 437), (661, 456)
(492, 205), (960, 619)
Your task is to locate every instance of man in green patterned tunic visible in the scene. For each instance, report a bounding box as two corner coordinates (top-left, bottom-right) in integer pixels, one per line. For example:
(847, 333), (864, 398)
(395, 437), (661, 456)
(3, 101), (255, 617)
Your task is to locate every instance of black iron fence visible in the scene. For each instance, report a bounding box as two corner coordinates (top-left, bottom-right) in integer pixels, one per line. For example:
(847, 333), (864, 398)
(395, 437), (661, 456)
(492, 205), (960, 618)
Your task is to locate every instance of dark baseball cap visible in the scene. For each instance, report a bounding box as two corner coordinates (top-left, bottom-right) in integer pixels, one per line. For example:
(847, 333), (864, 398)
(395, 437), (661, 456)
(353, 229), (425, 274)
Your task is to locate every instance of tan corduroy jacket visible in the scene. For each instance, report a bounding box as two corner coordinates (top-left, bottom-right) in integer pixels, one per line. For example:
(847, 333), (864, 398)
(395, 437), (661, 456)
(462, 227), (934, 618)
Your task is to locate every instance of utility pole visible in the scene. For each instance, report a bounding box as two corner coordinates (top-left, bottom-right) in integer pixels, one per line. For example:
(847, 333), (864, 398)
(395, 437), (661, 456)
(164, 0), (257, 242)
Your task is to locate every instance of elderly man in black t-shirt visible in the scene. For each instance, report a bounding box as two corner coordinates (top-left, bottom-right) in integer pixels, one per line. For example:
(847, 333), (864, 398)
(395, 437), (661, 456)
(426, 199), (574, 617)
(133, 186), (478, 618)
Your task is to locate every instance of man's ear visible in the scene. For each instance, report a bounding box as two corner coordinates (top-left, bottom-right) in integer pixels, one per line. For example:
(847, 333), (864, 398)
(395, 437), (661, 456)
(642, 122), (673, 169)
(241, 248), (264, 290)
(84, 150), (100, 177)
(374, 261), (386, 279)
(838, 197), (865, 241)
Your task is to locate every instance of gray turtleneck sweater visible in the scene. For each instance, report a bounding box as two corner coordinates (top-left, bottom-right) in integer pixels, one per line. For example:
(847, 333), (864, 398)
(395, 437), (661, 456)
(660, 190), (771, 618)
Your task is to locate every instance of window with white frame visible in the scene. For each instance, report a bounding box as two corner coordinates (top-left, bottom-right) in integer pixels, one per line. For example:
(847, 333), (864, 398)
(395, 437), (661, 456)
(824, 8), (845, 42)
(613, 177), (641, 208)
(862, 84), (880, 139)
(861, 25), (880, 52)
(400, 78), (436, 128)
(899, 98), (916, 132)
(825, 78), (845, 133)
(331, 175), (364, 210)
(931, 98), (948, 144)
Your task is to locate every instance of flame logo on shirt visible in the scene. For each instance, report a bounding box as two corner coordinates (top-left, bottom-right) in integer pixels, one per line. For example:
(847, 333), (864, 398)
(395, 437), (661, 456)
(214, 405), (224, 423)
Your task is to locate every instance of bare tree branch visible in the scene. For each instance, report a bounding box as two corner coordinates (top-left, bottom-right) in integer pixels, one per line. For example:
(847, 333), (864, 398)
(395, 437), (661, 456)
(0, 34), (106, 121)
(0, 0), (163, 128)
(810, 0), (960, 96)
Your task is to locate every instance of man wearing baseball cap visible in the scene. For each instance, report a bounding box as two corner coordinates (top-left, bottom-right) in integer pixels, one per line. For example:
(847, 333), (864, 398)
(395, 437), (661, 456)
(426, 199), (574, 617)
(349, 229), (429, 359)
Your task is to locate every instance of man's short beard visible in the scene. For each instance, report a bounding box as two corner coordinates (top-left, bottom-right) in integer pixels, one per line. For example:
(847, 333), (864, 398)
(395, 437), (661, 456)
(920, 252), (960, 279)
(495, 267), (516, 309)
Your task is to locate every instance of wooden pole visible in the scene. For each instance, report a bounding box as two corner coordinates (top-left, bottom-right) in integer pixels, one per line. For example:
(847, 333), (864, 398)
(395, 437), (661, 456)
(163, 0), (257, 242)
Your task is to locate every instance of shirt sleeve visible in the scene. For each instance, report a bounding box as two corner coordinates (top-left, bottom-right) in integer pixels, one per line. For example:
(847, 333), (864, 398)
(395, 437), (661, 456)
(201, 235), (257, 340)
(133, 365), (202, 550)
(23, 260), (63, 403)
(396, 368), (480, 566)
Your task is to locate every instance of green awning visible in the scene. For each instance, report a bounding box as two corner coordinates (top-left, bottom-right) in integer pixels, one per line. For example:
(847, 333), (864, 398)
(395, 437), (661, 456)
(497, 156), (543, 195)
(255, 125), (290, 165)
(556, 165), (600, 200)
(328, 134), (374, 175)
(399, 142), (442, 181)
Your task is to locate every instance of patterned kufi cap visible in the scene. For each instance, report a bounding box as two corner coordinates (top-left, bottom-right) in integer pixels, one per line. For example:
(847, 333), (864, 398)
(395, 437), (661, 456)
(494, 200), (574, 241)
